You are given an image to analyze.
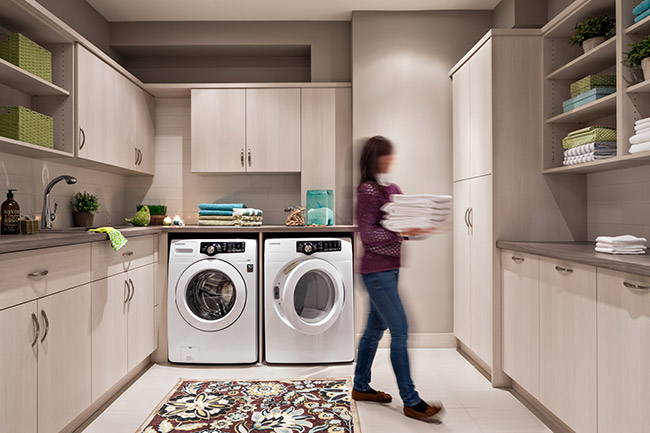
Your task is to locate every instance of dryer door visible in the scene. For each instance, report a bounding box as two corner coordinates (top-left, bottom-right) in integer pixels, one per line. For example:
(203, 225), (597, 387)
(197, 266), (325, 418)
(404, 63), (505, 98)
(176, 259), (247, 332)
(279, 259), (345, 335)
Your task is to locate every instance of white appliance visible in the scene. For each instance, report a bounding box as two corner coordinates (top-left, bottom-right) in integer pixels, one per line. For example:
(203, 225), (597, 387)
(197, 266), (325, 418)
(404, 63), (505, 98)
(264, 237), (354, 363)
(168, 239), (257, 363)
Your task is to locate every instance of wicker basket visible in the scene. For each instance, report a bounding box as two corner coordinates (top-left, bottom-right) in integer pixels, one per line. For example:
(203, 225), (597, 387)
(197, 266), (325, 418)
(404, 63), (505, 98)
(570, 75), (616, 98)
(0, 33), (52, 82)
(0, 106), (53, 148)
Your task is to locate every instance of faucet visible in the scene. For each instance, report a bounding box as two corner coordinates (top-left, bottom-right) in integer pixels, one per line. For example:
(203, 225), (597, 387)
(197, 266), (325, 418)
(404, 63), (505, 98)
(41, 175), (77, 229)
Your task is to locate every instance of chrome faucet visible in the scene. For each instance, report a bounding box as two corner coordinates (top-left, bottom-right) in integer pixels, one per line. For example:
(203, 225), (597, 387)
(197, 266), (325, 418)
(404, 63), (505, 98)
(41, 175), (77, 229)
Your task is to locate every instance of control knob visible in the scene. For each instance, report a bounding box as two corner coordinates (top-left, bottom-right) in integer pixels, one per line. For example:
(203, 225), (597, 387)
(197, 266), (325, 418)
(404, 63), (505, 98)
(302, 242), (315, 255)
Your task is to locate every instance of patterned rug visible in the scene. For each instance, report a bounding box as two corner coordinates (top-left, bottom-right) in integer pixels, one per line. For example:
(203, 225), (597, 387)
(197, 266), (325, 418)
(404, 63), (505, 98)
(137, 378), (361, 433)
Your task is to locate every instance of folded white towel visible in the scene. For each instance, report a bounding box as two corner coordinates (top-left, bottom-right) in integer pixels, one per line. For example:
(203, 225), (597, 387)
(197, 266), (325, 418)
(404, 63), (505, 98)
(381, 219), (437, 232)
(629, 130), (650, 145)
(629, 142), (650, 154)
(382, 202), (451, 216)
(390, 194), (452, 208)
(388, 214), (448, 224)
(595, 247), (647, 255)
(634, 122), (650, 133)
(596, 242), (647, 250)
(596, 235), (647, 244)
(635, 117), (650, 127)
(564, 141), (616, 157)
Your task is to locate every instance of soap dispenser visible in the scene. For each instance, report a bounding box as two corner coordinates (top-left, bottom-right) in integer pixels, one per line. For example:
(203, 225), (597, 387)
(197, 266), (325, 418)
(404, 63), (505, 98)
(1, 189), (20, 234)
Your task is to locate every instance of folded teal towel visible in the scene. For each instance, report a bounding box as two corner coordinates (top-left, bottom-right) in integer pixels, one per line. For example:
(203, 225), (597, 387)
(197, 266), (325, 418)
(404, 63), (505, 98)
(198, 203), (244, 210)
(198, 210), (234, 216)
(635, 8), (650, 22)
(634, 0), (650, 16)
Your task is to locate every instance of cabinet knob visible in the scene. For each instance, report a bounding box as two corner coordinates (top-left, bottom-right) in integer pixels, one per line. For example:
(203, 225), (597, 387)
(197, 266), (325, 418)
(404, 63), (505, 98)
(555, 265), (573, 273)
(511, 256), (524, 263)
(122, 251), (134, 257)
(623, 281), (650, 291)
(28, 270), (49, 278)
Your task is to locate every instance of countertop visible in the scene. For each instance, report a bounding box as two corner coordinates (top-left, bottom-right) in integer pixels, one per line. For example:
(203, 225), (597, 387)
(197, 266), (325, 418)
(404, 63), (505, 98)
(497, 241), (650, 277)
(0, 225), (357, 255)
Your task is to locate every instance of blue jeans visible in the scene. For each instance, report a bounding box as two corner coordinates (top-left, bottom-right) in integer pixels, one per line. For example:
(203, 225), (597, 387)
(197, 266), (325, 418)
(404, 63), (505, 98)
(353, 269), (421, 406)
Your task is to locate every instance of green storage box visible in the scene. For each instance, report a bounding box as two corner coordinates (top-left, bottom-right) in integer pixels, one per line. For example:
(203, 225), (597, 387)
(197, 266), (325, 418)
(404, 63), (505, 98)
(0, 106), (54, 148)
(570, 75), (616, 98)
(0, 33), (52, 82)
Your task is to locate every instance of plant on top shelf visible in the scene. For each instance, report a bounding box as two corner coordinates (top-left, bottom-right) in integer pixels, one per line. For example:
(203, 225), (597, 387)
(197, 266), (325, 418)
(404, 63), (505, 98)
(569, 15), (615, 53)
(71, 191), (99, 227)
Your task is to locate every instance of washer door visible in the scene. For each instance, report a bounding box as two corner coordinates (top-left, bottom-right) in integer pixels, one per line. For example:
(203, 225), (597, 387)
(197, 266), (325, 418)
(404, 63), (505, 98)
(176, 259), (246, 332)
(278, 259), (345, 335)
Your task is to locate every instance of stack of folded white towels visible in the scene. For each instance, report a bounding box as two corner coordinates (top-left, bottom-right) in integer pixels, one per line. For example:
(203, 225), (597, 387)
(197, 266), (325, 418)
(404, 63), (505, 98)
(381, 194), (452, 233)
(629, 117), (650, 154)
(595, 235), (647, 255)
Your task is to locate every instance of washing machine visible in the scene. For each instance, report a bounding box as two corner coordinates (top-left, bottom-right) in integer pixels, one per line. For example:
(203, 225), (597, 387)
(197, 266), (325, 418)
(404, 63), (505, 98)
(168, 239), (257, 364)
(264, 237), (354, 363)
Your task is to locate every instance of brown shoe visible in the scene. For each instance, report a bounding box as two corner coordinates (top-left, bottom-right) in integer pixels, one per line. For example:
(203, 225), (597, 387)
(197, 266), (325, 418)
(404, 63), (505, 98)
(403, 401), (445, 420)
(351, 388), (393, 403)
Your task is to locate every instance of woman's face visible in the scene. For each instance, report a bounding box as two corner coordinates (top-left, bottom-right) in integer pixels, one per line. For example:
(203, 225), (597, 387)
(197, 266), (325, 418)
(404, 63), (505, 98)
(377, 154), (396, 174)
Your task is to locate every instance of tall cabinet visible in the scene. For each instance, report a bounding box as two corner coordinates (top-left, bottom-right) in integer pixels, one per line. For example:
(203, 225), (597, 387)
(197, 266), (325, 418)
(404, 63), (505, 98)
(451, 30), (585, 381)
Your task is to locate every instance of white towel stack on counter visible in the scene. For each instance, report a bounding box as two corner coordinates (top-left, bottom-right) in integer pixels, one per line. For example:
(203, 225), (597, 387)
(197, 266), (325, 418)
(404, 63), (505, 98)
(381, 194), (452, 233)
(595, 235), (647, 255)
(629, 117), (650, 154)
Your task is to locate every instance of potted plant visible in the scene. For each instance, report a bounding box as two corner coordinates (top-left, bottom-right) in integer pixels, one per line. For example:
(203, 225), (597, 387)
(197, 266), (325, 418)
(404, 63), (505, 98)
(569, 15), (615, 53)
(71, 191), (99, 227)
(624, 36), (650, 81)
(137, 204), (167, 225)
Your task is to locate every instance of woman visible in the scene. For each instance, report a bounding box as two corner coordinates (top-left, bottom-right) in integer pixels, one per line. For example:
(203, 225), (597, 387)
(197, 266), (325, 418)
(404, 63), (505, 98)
(351, 135), (444, 420)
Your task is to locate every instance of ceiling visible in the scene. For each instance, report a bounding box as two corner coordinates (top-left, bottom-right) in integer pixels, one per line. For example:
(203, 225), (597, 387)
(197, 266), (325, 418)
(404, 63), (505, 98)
(86, 0), (501, 22)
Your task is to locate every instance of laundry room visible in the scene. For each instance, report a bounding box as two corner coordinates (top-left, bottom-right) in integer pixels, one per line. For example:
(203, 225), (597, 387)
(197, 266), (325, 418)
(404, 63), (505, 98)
(2, 0), (650, 432)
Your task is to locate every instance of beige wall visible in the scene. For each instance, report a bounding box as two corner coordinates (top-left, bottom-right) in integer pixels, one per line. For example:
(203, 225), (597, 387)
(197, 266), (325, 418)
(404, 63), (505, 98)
(493, 0), (547, 29)
(547, 0), (574, 21)
(352, 11), (492, 346)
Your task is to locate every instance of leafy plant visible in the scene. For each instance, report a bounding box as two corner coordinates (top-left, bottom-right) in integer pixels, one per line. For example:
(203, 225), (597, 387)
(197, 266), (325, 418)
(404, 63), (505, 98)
(137, 204), (167, 215)
(71, 191), (99, 213)
(569, 15), (615, 46)
(624, 36), (650, 67)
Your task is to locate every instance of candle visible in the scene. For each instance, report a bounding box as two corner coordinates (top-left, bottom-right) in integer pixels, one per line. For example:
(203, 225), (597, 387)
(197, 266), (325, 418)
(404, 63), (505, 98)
(163, 216), (172, 226)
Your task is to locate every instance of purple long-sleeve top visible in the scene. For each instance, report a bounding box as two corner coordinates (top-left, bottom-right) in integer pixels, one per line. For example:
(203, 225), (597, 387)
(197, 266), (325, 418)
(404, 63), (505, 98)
(357, 182), (403, 274)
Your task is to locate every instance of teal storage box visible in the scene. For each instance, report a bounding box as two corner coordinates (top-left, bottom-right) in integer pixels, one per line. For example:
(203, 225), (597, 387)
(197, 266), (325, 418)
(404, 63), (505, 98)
(306, 189), (334, 226)
(563, 87), (616, 113)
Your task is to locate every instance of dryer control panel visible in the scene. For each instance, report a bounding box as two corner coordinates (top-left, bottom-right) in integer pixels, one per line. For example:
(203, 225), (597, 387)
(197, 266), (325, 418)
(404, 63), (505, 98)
(296, 240), (341, 255)
(200, 242), (246, 256)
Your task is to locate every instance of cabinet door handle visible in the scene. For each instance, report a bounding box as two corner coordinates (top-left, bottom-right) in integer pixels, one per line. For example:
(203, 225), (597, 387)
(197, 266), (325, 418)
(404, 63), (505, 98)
(79, 127), (86, 150)
(623, 281), (650, 291)
(122, 251), (134, 257)
(40, 310), (49, 343)
(128, 279), (135, 302)
(248, 149), (252, 167)
(511, 256), (524, 263)
(31, 313), (40, 347)
(469, 207), (474, 229)
(124, 280), (130, 303)
(555, 265), (573, 273)
(138, 149), (143, 165)
(464, 208), (469, 228)
(28, 270), (49, 278)
(241, 149), (244, 167)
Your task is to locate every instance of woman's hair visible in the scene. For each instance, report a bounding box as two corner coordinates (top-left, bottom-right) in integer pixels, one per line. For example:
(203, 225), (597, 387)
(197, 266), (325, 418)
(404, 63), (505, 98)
(359, 135), (393, 195)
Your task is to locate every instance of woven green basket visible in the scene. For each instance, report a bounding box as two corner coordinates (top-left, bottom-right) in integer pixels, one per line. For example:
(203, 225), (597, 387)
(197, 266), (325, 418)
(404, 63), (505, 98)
(0, 33), (52, 82)
(570, 75), (616, 98)
(0, 106), (53, 148)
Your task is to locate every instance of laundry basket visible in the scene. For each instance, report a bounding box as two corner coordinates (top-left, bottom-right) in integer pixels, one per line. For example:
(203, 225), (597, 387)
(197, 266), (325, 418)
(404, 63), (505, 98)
(0, 106), (54, 148)
(0, 33), (52, 82)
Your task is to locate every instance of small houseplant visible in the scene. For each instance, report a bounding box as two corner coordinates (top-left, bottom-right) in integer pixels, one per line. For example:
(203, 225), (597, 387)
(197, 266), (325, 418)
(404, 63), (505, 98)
(71, 191), (99, 227)
(569, 15), (615, 53)
(624, 36), (650, 80)
(137, 204), (167, 225)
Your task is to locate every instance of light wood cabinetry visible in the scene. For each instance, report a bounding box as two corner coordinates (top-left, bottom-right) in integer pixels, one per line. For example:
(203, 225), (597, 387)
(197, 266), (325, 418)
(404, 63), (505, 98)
(453, 180), (471, 344)
(539, 257), (596, 433)
(126, 264), (156, 370)
(469, 39), (493, 179)
(597, 268), (650, 433)
(92, 234), (155, 281)
(136, 90), (156, 175)
(452, 58), (471, 182)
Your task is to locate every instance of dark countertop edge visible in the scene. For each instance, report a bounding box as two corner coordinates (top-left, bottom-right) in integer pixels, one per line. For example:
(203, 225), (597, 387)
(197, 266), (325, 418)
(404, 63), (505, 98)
(497, 241), (650, 278)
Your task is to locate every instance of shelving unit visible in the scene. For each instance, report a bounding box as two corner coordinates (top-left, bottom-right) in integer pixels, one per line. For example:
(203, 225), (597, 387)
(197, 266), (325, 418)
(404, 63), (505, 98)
(546, 37), (616, 80)
(625, 14), (650, 35)
(546, 92), (616, 123)
(626, 78), (650, 93)
(0, 58), (69, 96)
(0, 135), (72, 159)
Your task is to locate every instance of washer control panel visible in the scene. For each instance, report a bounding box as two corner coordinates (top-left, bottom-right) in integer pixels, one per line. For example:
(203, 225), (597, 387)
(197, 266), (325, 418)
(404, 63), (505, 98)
(200, 242), (246, 256)
(296, 240), (342, 255)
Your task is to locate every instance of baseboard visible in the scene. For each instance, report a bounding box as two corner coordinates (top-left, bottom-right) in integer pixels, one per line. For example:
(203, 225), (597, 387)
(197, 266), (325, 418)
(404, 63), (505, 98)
(510, 380), (574, 433)
(355, 332), (456, 349)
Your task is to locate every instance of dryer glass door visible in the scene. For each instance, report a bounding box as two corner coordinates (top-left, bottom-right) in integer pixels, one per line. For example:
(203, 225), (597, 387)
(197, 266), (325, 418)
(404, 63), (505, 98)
(280, 259), (345, 335)
(176, 259), (247, 331)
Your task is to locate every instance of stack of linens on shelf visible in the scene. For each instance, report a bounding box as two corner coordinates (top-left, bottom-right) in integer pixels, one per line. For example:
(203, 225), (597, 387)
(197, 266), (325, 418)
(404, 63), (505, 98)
(628, 117), (650, 154)
(233, 208), (263, 226)
(380, 194), (452, 233)
(634, 1), (650, 23)
(595, 235), (647, 255)
(562, 126), (617, 166)
(563, 75), (616, 113)
(197, 203), (264, 226)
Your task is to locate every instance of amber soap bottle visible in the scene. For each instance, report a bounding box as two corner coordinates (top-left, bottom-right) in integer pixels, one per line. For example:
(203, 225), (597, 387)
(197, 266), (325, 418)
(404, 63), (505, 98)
(1, 189), (20, 234)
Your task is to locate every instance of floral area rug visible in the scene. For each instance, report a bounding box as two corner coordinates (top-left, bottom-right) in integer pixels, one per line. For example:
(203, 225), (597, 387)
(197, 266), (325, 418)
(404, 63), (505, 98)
(137, 378), (360, 433)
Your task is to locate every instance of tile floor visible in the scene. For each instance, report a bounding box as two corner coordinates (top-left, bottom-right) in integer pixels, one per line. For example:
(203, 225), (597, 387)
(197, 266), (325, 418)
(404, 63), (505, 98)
(79, 349), (551, 433)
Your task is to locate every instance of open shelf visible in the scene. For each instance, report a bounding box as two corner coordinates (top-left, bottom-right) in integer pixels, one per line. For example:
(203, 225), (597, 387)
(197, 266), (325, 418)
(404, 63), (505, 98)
(625, 14), (650, 34)
(546, 92), (617, 123)
(0, 57), (69, 96)
(626, 78), (650, 93)
(543, 152), (650, 173)
(0, 136), (72, 159)
(543, 0), (616, 38)
(546, 37), (616, 80)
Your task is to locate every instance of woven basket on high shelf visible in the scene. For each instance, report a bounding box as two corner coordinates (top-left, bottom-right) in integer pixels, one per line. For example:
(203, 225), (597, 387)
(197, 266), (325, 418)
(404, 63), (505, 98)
(0, 106), (53, 148)
(0, 33), (52, 82)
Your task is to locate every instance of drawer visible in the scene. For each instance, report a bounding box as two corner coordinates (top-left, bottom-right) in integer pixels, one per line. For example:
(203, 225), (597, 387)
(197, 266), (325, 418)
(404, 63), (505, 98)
(0, 244), (91, 311)
(92, 235), (154, 280)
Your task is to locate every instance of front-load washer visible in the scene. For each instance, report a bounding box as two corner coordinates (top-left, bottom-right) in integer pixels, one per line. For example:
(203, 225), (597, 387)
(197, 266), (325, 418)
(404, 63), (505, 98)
(168, 239), (257, 364)
(264, 237), (354, 363)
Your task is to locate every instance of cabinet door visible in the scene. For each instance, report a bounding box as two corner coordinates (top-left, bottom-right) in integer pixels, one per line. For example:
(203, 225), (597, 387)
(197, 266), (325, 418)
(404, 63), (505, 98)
(91, 274), (128, 401)
(115, 73), (137, 170)
(136, 89), (156, 175)
(453, 180), (471, 345)
(0, 301), (38, 433)
(469, 39), (493, 178)
(127, 263), (155, 371)
(597, 269), (650, 433)
(502, 250), (539, 398)
(246, 88), (301, 172)
(191, 89), (246, 173)
(38, 285), (92, 433)
(539, 258), (596, 433)
(452, 61), (471, 182)
(469, 175), (493, 366)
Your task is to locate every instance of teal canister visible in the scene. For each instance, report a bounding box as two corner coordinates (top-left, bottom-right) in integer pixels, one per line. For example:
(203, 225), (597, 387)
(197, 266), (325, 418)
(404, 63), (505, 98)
(306, 189), (334, 226)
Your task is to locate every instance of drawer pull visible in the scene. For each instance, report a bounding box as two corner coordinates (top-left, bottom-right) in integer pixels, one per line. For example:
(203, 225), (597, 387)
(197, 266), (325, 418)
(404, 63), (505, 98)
(40, 310), (49, 343)
(31, 313), (40, 347)
(122, 251), (134, 257)
(511, 256), (524, 263)
(623, 281), (650, 291)
(28, 270), (49, 278)
(555, 266), (573, 273)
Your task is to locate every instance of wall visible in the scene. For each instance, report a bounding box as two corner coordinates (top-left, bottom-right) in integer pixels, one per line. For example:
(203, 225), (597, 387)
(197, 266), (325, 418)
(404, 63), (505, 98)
(126, 98), (301, 225)
(493, 0), (547, 28)
(352, 11), (492, 347)
(548, 0), (574, 21)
